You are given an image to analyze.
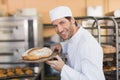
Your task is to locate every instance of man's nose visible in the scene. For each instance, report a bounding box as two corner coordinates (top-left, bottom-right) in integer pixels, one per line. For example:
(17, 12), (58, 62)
(58, 25), (63, 32)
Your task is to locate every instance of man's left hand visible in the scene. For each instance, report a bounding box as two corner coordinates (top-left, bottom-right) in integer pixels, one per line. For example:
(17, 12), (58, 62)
(45, 55), (65, 72)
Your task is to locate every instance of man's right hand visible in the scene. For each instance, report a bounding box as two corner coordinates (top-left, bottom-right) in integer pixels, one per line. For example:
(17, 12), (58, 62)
(51, 43), (62, 53)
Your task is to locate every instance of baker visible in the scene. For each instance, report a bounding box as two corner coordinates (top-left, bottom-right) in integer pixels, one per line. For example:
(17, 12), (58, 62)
(46, 6), (105, 80)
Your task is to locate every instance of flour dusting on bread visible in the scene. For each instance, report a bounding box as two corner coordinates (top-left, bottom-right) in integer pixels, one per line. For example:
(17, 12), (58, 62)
(22, 47), (53, 60)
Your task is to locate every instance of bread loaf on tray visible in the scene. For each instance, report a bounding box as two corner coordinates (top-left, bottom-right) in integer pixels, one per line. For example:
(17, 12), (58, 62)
(22, 47), (53, 61)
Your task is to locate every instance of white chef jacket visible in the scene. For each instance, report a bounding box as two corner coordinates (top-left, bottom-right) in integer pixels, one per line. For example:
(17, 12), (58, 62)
(60, 26), (105, 80)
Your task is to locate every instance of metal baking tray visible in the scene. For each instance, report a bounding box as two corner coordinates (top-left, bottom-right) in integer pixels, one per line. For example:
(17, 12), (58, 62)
(0, 73), (37, 80)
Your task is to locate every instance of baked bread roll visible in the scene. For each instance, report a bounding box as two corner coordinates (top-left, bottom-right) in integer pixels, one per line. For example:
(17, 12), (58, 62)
(103, 66), (116, 72)
(0, 73), (6, 78)
(102, 45), (116, 54)
(22, 47), (53, 61)
(25, 69), (33, 75)
(7, 71), (14, 77)
(22, 66), (30, 71)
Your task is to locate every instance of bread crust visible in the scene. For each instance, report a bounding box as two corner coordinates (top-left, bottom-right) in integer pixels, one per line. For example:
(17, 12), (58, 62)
(22, 47), (53, 61)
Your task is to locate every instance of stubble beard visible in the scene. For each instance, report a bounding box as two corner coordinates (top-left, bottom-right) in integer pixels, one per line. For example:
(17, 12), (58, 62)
(60, 25), (74, 41)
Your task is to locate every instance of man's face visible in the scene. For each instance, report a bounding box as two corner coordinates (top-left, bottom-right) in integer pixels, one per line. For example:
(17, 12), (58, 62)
(52, 17), (75, 40)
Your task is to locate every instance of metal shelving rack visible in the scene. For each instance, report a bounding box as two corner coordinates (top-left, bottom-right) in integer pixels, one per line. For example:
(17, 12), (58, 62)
(96, 17), (119, 80)
(114, 17), (120, 80)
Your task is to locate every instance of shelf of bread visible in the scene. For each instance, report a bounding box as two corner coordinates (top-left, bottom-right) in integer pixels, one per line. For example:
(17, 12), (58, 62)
(102, 45), (116, 54)
(0, 66), (35, 79)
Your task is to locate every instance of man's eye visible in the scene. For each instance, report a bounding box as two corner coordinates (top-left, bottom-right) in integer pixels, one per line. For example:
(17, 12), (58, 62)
(60, 21), (65, 25)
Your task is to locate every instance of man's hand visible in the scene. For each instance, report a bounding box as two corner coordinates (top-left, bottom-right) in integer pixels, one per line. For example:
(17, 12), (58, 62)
(51, 43), (62, 53)
(46, 55), (65, 72)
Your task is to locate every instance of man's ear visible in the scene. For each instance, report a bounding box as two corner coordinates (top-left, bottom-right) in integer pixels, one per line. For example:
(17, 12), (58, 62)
(71, 17), (75, 24)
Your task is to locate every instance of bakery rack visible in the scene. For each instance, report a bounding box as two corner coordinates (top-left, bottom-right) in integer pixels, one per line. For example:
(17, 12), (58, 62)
(96, 17), (119, 80)
(114, 17), (120, 80)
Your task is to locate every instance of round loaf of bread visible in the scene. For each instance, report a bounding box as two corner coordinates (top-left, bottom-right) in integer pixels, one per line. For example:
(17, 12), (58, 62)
(22, 47), (53, 61)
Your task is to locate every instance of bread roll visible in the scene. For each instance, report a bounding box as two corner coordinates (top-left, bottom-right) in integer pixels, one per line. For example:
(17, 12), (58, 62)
(102, 45), (116, 54)
(0, 73), (6, 78)
(25, 69), (33, 75)
(22, 47), (53, 60)
(7, 71), (14, 77)
(103, 66), (116, 72)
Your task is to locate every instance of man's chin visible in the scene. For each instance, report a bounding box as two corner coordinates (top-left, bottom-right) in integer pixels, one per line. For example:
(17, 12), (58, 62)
(61, 35), (72, 41)
(61, 37), (69, 41)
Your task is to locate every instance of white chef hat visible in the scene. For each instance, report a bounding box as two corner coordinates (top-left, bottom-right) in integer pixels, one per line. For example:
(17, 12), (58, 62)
(49, 6), (72, 22)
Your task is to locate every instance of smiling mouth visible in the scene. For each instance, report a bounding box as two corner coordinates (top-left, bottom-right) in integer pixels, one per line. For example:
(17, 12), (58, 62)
(60, 31), (66, 36)
(60, 33), (68, 40)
